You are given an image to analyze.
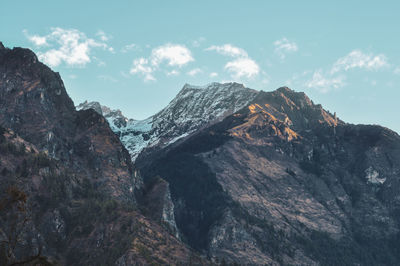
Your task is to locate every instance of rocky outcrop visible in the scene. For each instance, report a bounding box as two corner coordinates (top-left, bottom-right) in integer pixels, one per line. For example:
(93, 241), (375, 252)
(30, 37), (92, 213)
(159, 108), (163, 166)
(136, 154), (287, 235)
(139, 177), (180, 238)
(0, 43), (206, 265)
(0, 44), (139, 202)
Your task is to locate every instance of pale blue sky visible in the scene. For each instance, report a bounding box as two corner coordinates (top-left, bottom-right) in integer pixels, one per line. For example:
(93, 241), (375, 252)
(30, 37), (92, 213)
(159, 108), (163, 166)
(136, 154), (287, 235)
(1, 1), (399, 133)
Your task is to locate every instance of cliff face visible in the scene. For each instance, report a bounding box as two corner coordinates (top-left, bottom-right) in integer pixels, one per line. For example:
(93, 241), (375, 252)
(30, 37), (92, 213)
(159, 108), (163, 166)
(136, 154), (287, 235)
(138, 87), (400, 265)
(0, 43), (206, 265)
(0, 44), (138, 201)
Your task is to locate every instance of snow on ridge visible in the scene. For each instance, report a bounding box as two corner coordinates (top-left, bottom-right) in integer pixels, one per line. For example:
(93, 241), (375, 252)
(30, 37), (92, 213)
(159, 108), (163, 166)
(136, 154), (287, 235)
(77, 82), (257, 162)
(183, 82), (221, 90)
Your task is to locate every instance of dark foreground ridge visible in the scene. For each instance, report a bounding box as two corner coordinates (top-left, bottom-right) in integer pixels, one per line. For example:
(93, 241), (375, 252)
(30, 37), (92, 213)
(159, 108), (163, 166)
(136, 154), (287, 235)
(0, 42), (207, 265)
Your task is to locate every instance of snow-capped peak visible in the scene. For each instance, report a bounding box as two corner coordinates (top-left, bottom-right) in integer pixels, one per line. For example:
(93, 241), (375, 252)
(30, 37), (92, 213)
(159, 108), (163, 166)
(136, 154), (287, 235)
(77, 82), (258, 161)
(77, 101), (130, 131)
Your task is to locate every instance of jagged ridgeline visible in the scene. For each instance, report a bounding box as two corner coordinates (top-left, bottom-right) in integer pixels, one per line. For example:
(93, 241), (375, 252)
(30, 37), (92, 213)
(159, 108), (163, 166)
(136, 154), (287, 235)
(2, 42), (400, 265)
(81, 84), (400, 264)
(0, 42), (206, 265)
(77, 82), (258, 162)
(134, 85), (400, 265)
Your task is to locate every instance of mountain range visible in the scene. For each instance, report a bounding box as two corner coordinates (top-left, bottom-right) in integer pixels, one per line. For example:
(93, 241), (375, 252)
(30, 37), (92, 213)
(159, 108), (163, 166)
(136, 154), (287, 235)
(1, 42), (400, 265)
(77, 82), (258, 161)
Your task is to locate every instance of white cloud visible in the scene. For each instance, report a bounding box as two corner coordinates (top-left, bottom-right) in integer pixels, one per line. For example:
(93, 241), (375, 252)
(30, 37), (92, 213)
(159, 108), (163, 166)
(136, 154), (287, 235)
(305, 70), (345, 93)
(130, 43), (194, 81)
(96, 30), (110, 42)
(93, 56), (106, 67)
(209, 72), (218, 78)
(395, 67), (400, 75)
(166, 70), (180, 76)
(206, 44), (248, 58)
(192, 37), (206, 47)
(187, 68), (202, 76)
(206, 44), (260, 80)
(24, 27), (113, 67)
(331, 50), (388, 74)
(274, 38), (298, 59)
(130, 58), (155, 81)
(151, 44), (193, 67)
(121, 43), (137, 53)
(225, 58), (260, 79)
(23, 30), (48, 46)
(298, 49), (390, 93)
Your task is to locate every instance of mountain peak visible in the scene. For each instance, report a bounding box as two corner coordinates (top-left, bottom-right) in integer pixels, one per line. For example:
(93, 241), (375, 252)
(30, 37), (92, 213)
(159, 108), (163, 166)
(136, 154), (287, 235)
(250, 88), (339, 130)
(80, 82), (258, 161)
(1, 46), (39, 65)
(181, 82), (246, 91)
(276, 86), (294, 93)
(77, 100), (103, 115)
(77, 101), (129, 131)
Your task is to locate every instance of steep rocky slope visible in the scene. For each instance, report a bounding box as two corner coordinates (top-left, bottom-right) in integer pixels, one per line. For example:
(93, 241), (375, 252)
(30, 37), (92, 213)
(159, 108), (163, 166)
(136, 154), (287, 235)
(138, 87), (400, 265)
(78, 82), (258, 161)
(3, 41), (400, 265)
(0, 42), (206, 265)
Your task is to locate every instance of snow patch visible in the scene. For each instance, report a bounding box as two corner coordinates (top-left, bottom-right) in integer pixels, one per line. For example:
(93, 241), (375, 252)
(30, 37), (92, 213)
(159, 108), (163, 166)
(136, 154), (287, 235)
(365, 166), (386, 184)
(167, 132), (190, 145)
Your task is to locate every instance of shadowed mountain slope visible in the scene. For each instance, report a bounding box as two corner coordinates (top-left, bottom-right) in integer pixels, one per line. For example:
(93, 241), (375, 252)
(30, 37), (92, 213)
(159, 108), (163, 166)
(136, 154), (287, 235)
(137, 86), (400, 265)
(0, 42), (207, 265)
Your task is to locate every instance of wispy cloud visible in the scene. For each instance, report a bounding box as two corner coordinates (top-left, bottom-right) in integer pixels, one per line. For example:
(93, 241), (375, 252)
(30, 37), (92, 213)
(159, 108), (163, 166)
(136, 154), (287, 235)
(23, 30), (48, 46)
(206, 44), (248, 58)
(192, 37), (206, 47)
(209, 72), (218, 78)
(130, 43), (193, 81)
(274, 37), (298, 60)
(301, 49), (389, 93)
(96, 30), (111, 42)
(305, 70), (345, 93)
(331, 50), (388, 74)
(121, 43), (138, 53)
(166, 70), (180, 76)
(151, 44), (194, 67)
(130, 58), (155, 81)
(93, 56), (106, 67)
(187, 68), (202, 76)
(225, 58), (259, 79)
(24, 28), (113, 67)
(394, 67), (400, 75)
(206, 43), (260, 79)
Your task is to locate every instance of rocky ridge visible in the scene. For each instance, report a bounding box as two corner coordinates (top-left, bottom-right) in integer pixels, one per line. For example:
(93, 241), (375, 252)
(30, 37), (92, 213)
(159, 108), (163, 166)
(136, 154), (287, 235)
(0, 42), (206, 265)
(137, 86), (400, 265)
(78, 82), (258, 161)
(2, 41), (400, 265)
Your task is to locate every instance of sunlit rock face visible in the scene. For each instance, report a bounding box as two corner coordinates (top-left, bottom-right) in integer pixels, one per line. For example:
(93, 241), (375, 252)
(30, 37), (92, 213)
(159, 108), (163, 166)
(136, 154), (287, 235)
(138, 86), (400, 265)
